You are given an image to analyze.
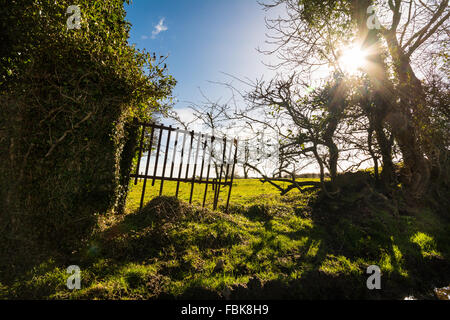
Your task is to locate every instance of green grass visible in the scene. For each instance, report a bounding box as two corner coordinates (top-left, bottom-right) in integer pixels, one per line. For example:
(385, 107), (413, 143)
(125, 178), (313, 212)
(1, 179), (449, 300)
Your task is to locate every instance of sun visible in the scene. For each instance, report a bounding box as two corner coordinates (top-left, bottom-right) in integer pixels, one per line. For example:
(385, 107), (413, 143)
(338, 46), (368, 75)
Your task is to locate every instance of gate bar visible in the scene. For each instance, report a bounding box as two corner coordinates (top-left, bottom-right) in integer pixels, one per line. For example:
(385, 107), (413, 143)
(213, 137), (227, 210)
(139, 126), (155, 211)
(203, 135), (215, 207)
(170, 128), (179, 178)
(224, 138), (233, 184)
(159, 125), (172, 195)
(185, 131), (194, 179)
(175, 131), (187, 197)
(152, 128), (163, 186)
(189, 133), (202, 204)
(198, 134), (208, 183)
(225, 138), (238, 212)
(134, 122), (146, 185)
(132, 174), (231, 185)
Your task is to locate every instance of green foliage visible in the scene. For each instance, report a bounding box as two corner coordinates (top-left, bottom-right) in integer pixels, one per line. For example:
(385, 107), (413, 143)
(410, 232), (442, 258)
(298, 0), (352, 29)
(0, 0), (175, 270)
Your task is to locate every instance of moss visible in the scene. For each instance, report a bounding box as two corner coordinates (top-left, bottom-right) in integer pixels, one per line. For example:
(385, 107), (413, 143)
(410, 232), (442, 258)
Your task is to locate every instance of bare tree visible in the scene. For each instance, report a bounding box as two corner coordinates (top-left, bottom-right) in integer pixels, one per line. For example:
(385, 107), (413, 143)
(259, 0), (450, 198)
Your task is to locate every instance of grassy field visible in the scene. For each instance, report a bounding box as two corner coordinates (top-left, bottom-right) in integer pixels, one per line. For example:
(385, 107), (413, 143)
(2, 178), (449, 299)
(125, 178), (309, 212)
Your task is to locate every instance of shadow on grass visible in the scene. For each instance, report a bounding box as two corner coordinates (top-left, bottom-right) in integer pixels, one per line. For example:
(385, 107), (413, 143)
(3, 175), (449, 299)
(85, 179), (449, 300)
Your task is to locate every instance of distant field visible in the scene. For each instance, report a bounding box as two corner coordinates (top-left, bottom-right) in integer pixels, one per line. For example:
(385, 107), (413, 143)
(126, 178), (318, 212)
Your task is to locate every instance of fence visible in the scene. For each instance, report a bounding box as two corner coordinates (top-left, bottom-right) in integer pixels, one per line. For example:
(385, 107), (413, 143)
(129, 122), (238, 212)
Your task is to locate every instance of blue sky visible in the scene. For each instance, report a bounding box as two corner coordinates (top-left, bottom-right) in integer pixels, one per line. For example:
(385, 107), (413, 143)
(125, 0), (280, 113)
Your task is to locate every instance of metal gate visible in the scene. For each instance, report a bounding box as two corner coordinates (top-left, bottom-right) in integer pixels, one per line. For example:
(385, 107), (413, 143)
(129, 122), (238, 212)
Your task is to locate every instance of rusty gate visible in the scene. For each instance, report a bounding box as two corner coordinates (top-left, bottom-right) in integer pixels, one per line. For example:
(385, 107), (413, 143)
(129, 122), (238, 212)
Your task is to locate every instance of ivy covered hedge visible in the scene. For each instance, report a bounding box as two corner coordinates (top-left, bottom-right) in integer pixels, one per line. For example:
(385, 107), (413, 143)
(0, 0), (175, 271)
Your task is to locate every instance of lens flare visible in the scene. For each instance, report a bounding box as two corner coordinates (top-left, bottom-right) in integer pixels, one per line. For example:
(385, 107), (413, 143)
(338, 46), (368, 75)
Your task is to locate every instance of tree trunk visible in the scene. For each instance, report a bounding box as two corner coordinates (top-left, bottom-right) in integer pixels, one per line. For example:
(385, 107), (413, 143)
(383, 32), (431, 198)
(367, 128), (379, 180)
(353, 0), (430, 198)
(243, 166), (249, 179)
(373, 109), (395, 189)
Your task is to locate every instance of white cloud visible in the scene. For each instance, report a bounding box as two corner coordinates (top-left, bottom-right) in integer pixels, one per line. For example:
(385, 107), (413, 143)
(151, 18), (168, 39)
(141, 35), (148, 40)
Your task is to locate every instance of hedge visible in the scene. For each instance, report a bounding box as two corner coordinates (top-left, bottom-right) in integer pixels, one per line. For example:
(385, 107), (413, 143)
(0, 0), (175, 273)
